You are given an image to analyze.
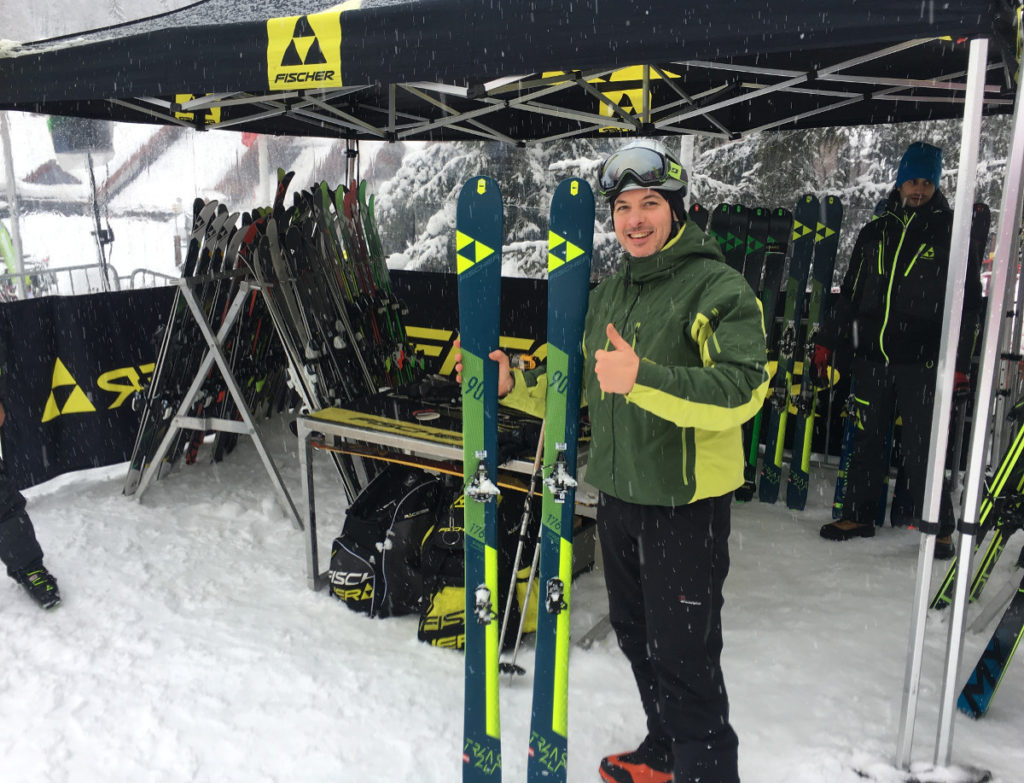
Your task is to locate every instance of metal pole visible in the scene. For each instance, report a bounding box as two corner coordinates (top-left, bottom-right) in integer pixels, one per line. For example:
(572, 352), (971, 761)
(0, 111), (26, 299)
(345, 138), (358, 184)
(935, 40), (1024, 763)
(679, 134), (695, 209)
(87, 152), (110, 292)
(994, 205), (1024, 461)
(894, 36), (986, 770)
(257, 133), (272, 207)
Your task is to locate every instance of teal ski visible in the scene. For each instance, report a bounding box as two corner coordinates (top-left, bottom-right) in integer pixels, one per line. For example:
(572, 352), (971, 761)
(457, 176), (503, 782)
(527, 177), (594, 783)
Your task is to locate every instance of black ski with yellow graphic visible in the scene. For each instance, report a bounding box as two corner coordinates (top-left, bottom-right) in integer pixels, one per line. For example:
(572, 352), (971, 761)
(787, 195), (842, 510)
(734, 206), (772, 502)
(759, 195), (817, 503)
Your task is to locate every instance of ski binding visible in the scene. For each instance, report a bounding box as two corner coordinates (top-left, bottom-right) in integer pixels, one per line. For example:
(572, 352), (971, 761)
(545, 578), (567, 615)
(543, 443), (577, 503)
(473, 584), (494, 625)
(466, 451), (501, 503)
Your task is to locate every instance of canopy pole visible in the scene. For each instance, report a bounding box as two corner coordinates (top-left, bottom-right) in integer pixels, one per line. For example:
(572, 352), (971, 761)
(678, 135), (695, 208)
(934, 35), (1014, 766)
(345, 138), (360, 184)
(894, 35), (987, 770)
(257, 133), (272, 207)
(0, 111), (26, 299)
(87, 152), (111, 293)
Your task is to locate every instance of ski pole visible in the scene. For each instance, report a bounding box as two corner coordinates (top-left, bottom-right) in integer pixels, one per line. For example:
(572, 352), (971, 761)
(950, 386), (970, 498)
(497, 419), (545, 676)
(824, 351), (837, 465)
(503, 531), (542, 678)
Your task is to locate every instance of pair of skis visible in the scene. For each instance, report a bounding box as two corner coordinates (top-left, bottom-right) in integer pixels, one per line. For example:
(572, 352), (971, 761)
(457, 176), (593, 782)
(704, 205), (791, 501)
(930, 396), (1024, 611)
(950, 399), (1023, 719)
(758, 194), (843, 509)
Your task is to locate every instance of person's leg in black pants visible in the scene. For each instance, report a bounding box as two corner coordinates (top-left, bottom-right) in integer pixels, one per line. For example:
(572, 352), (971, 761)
(842, 357), (897, 527)
(598, 491), (739, 782)
(0, 462), (43, 576)
(892, 363), (957, 537)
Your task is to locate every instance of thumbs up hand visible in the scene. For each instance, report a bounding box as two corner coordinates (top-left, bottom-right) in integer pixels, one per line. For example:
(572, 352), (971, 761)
(593, 323), (639, 394)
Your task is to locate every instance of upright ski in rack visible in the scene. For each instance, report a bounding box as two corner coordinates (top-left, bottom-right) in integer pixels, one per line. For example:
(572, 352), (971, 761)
(742, 206), (770, 295)
(832, 384), (859, 520)
(457, 176), (504, 782)
(787, 195), (842, 510)
(688, 202), (709, 232)
(527, 177), (594, 783)
(734, 207), (771, 502)
(759, 195), (817, 503)
(708, 203), (731, 256)
(710, 203), (749, 273)
(738, 208), (790, 501)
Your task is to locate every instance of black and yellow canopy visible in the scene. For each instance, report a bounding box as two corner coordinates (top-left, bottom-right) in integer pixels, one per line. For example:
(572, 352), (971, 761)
(0, 0), (1016, 142)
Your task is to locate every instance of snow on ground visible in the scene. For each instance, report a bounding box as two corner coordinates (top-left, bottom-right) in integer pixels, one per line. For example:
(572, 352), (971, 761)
(1, 417), (1022, 782)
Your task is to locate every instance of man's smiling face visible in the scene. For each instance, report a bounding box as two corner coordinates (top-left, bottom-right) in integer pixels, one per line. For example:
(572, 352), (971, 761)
(612, 188), (675, 258)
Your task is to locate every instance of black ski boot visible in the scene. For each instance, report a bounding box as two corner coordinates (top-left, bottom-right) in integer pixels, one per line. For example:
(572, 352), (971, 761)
(15, 565), (61, 610)
(935, 535), (956, 561)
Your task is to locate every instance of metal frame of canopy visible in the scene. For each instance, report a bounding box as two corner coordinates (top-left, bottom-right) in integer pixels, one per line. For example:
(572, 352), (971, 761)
(37, 46), (1015, 145)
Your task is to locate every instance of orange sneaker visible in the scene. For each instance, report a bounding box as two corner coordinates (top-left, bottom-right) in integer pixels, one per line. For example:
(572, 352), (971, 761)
(599, 744), (673, 783)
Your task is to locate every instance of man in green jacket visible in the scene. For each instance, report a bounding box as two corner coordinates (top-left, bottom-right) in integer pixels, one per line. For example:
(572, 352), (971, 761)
(468, 142), (768, 783)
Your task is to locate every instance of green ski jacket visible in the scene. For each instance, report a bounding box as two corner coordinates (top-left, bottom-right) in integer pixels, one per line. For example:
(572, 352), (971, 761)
(505, 220), (770, 507)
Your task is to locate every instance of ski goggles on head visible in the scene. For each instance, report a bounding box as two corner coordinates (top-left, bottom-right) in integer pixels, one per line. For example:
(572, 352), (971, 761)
(597, 147), (685, 198)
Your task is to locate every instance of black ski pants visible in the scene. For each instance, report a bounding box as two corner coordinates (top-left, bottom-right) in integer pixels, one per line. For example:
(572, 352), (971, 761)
(845, 357), (956, 535)
(0, 458), (44, 578)
(597, 491), (740, 783)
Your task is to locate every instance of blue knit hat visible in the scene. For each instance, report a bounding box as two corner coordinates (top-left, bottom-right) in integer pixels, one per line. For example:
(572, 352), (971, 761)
(896, 142), (942, 187)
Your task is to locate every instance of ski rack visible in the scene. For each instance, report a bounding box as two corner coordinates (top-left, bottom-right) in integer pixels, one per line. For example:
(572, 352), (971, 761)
(295, 405), (597, 592)
(244, 254), (362, 502)
(133, 273), (302, 530)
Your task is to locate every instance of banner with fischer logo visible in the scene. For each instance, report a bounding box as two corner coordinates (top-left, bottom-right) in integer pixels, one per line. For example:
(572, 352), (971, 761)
(0, 288), (173, 489)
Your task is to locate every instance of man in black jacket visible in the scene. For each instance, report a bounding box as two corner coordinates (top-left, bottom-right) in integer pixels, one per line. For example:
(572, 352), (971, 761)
(0, 337), (61, 609)
(812, 142), (982, 558)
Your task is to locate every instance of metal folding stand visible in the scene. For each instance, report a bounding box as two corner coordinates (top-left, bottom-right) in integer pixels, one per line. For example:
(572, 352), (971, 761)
(133, 274), (303, 531)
